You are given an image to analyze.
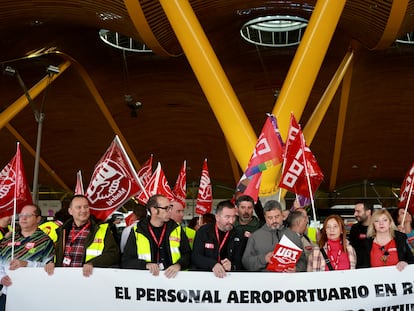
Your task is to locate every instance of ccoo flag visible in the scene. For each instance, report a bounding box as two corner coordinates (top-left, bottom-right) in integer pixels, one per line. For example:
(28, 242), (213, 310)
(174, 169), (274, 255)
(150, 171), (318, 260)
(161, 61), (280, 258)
(144, 162), (174, 201)
(85, 136), (146, 220)
(134, 154), (153, 205)
(0, 143), (33, 218)
(172, 160), (187, 207)
(278, 114), (324, 199)
(399, 161), (414, 214)
(195, 158), (213, 215)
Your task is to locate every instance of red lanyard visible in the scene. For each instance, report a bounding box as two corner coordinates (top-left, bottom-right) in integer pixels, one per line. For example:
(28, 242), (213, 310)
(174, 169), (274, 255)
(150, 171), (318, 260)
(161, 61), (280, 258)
(67, 221), (90, 253)
(327, 243), (342, 270)
(148, 223), (167, 263)
(215, 225), (230, 262)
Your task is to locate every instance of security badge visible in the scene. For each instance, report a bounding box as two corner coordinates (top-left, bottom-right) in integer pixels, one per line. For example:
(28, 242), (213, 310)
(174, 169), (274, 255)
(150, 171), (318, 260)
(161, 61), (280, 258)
(63, 257), (71, 265)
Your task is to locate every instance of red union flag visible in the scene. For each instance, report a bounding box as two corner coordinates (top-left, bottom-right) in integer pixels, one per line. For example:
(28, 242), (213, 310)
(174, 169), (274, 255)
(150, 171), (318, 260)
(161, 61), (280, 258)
(137, 154), (153, 185)
(245, 114), (284, 177)
(195, 159), (212, 215)
(399, 162), (414, 214)
(235, 172), (262, 203)
(144, 162), (174, 201)
(278, 114), (323, 198)
(85, 136), (146, 220)
(172, 160), (186, 207)
(0, 143), (33, 218)
(134, 155), (153, 204)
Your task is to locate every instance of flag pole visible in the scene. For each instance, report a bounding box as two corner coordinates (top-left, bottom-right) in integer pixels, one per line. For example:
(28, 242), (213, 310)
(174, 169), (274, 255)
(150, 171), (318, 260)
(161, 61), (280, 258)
(11, 143), (20, 261)
(300, 135), (317, 225)
(402, 179), (414, 229)
(114, 135), (149, 198)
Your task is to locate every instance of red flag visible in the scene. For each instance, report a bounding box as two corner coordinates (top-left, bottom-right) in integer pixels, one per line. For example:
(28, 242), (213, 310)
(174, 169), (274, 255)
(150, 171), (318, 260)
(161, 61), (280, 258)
(144, 162), (174, 201)
(195, 159), (213, 215)
(235, 172), (262, 203)
(85, 136), (146, 220)
(244, 114), (284, 177)
(74, 170), (85, 195)
(172, 160), (186, 207)
(0, 143), (33, 218)
(399, 162), (414, 214)
(236, 114), (284, 202)
(278, 114), (324, 198)
(137, 154), (153, 185)
(134, 155), (153, 204)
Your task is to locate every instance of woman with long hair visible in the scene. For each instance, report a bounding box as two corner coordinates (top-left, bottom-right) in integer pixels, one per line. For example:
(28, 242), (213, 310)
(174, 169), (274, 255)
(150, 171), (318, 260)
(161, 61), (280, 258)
(361, 209), (414, 271)
(307, 214), (356, 271)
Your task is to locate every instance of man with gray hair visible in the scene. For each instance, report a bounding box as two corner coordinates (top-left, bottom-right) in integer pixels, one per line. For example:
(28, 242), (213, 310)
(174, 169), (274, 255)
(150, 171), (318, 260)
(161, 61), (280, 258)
(242, 200), (286, 271)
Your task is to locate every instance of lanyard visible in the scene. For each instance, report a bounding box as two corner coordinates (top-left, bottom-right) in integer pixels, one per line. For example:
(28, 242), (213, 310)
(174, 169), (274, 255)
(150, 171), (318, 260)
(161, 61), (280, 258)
(215, 225), (230, 262)
(327, 243), (342, 270)
(67, 221), (90, 254)
(148, 223), (167, 263)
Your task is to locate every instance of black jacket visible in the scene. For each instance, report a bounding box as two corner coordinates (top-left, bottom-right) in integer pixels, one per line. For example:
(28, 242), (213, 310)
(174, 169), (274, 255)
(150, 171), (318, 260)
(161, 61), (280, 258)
(358, 230), (414, 268)
(121, 217), (191, 270)
(55, 217), (120, 268)
(191, 223), (245, 271)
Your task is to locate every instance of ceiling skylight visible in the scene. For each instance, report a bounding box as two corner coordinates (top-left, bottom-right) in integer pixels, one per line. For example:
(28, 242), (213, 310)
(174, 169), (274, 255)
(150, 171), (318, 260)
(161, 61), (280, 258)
(99, 29), (152, 53)
(240, 16), (308, 47)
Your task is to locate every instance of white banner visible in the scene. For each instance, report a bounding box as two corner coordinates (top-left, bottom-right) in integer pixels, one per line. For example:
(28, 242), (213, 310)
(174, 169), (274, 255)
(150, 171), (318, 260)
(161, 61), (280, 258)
(6, 265), (414, 310)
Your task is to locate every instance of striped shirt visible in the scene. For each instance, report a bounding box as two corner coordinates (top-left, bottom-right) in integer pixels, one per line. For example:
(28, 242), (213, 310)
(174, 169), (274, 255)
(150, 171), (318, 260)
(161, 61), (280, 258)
(0, 229), (55, 265)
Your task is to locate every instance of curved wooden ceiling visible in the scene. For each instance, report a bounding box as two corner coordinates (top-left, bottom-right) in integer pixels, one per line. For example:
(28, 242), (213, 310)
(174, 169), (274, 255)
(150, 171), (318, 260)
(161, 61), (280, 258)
(1, 0), (414, 208)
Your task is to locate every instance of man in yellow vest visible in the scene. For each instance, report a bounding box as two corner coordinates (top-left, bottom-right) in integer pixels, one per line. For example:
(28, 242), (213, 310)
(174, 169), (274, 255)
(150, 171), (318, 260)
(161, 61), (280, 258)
(169, 200), (196, 249)
(121, 194), (191, 278)
(44, 195), (120, 277)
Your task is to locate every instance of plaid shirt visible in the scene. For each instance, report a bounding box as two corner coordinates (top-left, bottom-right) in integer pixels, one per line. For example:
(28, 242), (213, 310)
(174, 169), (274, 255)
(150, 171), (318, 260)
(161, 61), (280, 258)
(307, 240), (357, 272)
(63, 221), (91, 267)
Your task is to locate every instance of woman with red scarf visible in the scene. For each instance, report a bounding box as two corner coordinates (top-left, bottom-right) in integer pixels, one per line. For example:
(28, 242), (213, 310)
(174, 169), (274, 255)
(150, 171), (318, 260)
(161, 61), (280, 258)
(307, 215), (356, 271)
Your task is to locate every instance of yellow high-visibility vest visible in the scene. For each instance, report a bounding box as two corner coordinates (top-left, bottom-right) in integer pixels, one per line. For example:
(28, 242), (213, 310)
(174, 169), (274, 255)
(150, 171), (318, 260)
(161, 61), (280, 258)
(183, 226), (196, 249)
(85, 223), (108, 262)
(39, 221), (61, 243)
(134, 225), (181, 264)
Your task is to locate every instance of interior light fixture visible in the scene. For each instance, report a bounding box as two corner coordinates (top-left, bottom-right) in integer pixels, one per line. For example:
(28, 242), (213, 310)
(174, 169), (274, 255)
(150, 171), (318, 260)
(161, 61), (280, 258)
(240, 15), (308, 47)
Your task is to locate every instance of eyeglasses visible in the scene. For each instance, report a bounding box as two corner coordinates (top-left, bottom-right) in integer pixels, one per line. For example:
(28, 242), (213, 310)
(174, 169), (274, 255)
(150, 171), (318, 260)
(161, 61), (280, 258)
(156, 205), (172, 211)
(19, 213), (37, 218)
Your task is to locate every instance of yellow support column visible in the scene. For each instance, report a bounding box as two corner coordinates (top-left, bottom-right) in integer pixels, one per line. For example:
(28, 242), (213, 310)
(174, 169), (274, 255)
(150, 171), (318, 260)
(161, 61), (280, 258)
(159, 0), (256, 171)
(329, 58), (354, 191)
(265, 0), (347, 197)
(303, 47), (355, 142)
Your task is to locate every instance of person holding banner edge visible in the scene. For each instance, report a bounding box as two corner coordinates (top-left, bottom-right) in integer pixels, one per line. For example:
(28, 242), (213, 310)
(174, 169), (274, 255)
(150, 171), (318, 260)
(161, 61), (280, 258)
(44, 195), (120, 277)
(0, 204), (55, 311)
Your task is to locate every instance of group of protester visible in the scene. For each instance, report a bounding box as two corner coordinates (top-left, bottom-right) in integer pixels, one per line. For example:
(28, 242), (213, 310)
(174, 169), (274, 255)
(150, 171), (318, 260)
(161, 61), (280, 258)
(0, 194), (413, 310)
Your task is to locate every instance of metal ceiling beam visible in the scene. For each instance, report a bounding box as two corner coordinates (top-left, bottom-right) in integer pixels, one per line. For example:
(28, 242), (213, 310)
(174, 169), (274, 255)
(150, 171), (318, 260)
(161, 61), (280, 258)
(124, 0), (174, 57)
(372, 0), (409, 50)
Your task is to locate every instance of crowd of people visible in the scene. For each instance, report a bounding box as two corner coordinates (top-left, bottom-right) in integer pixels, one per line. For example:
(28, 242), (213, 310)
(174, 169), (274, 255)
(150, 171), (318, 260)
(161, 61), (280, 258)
(0, 194), (413, 310)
